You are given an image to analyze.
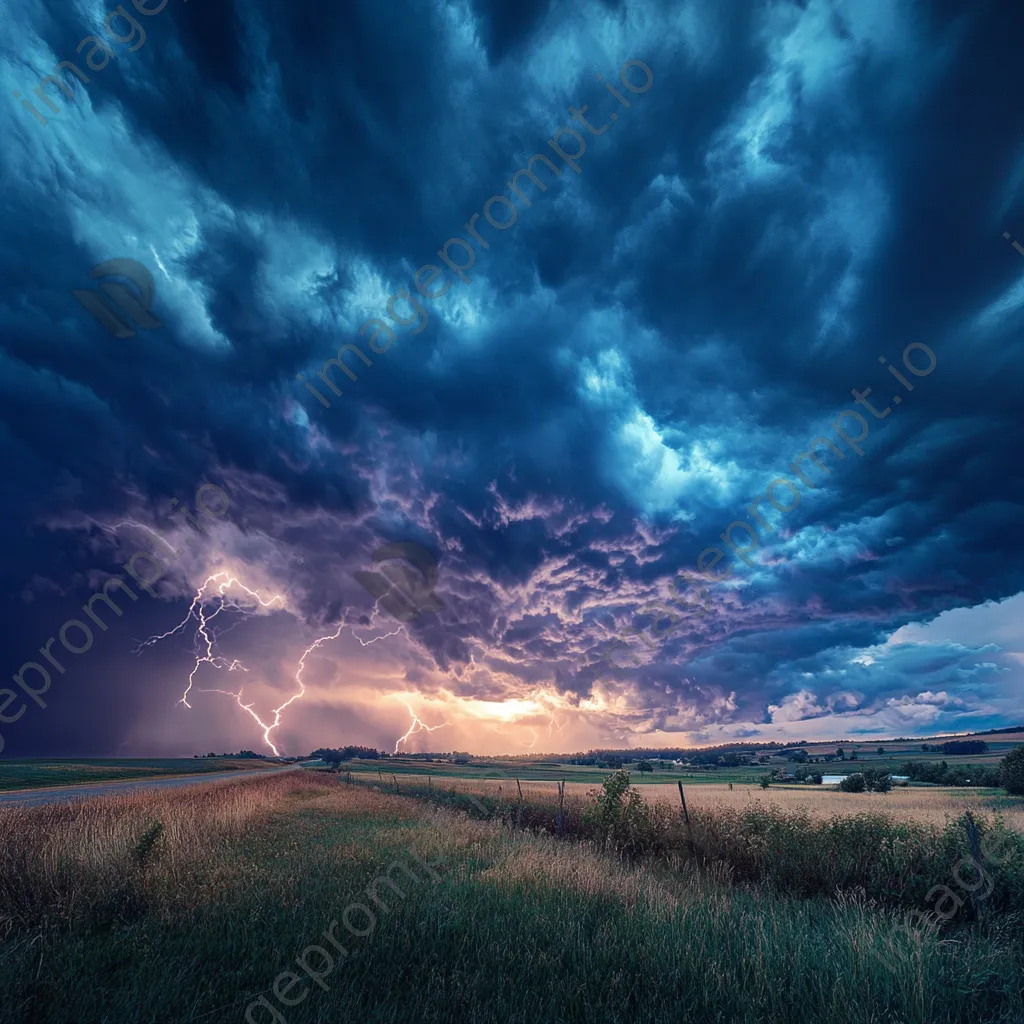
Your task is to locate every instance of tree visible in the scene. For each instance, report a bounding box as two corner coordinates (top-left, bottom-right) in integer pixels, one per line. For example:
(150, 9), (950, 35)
(999, 745), (1024, 796)
(877, 746), (886, 755)
(811, 772), (823, 785)
(636, 760), (653, 773)
(862, 768), (892, 793)
(941, 740), (989, 755)
(759, 774), (772, 789)
(921, 743), (931, 752)
(836, 747), (845, 759)
(839, 773), (866, 793)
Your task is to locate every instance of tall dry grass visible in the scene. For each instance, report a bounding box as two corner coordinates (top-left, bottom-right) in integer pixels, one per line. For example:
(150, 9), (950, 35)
(0, 770), (337, 933)
(1, 770), (1023, 1023)
(369, 771), (1024, 923)
(428, 776), (1024, 830)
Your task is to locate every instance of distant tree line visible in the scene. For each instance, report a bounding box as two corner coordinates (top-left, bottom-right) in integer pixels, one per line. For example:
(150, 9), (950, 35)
(195, 750), (266, 758)
(919, 740), (989, 755)
(310, 746), (383, 763)
(898, 759), (1000, 787)
(309, 747), (479, 765)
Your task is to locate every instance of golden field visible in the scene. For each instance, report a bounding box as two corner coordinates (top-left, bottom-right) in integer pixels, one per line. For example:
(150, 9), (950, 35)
(425, 776), (1024, 831)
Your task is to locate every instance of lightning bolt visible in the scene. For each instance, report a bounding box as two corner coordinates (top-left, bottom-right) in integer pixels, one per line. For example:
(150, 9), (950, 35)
(393, 697), (448, 753)
(136, 572), (350, 756)
(198, 623), (348, 756)
(353, 627), (406, 646)
(135, 572), (285, 708)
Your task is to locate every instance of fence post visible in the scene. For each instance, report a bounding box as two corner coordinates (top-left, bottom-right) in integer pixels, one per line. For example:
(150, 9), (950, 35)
(677, 780), (696, 859)
(963, 810), (986, 919)
(557, 780), (565, 836)
(516, 778), (523, 827)
(393, 773), (400, 795)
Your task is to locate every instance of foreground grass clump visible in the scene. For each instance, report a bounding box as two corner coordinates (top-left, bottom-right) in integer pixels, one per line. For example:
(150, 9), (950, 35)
(0, 771), (1022, 1024)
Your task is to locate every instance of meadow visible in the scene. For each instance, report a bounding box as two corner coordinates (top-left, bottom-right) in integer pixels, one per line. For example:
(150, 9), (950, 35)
(381, 774), (1023, 830)
(0, 757), (282, 792)
(1, 768), (1022, 1023)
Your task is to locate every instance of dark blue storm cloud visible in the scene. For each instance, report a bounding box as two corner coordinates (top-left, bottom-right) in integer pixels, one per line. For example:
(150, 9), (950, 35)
(2, 0), (1024, 755)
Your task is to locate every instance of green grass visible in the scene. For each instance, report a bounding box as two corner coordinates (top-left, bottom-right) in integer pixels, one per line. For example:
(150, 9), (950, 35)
(0, 757), (278, 792)
(3, 772), (1023, 1024)
(339, 749), (1014, 788)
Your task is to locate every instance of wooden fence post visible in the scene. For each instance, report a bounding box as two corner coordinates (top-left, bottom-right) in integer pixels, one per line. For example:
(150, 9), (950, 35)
(393, 773), (400, 795)
(557, 780), (566, 836)
(964, 810), (986, 918)
(516, 778), (523, 827)
(677, 780), (696, 859)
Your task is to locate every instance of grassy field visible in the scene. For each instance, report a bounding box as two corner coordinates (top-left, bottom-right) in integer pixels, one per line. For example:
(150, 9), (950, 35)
(371, 773), (1024, 831)
(338, 738), (1019, 788)
(0, 757), (282, 792)
(2, 769), (1023, 1023)
(335, 757), (1024, 831)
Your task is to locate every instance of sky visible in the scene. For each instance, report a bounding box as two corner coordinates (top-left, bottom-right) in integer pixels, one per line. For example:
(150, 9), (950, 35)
(2, 0), (1024, 758)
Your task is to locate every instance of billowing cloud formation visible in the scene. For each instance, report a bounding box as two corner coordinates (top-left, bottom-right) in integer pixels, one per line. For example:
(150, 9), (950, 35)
(2, 0), (1024, 756)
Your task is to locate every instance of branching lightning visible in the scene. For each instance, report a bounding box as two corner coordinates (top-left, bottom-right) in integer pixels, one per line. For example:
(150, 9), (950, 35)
(137, 571), (381, 756)
(393, 697), (448, 753)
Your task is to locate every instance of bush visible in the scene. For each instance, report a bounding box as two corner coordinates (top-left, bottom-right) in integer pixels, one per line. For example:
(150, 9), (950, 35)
(587, 769), (672, 859)
(1000, 745), (1024, 795)
(861, 768), (892, 793)
(839, 774), (866, 793)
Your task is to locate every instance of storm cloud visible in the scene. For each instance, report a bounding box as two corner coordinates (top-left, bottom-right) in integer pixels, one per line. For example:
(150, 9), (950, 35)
(2, 0), (1024, 756)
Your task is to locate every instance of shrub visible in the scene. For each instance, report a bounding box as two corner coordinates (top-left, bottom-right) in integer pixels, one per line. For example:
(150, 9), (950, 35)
(860, 768), (892, 793)
(1000, 745), (1024, 795)
(839, 774), (866, 793)
(586, 769), (672, 859)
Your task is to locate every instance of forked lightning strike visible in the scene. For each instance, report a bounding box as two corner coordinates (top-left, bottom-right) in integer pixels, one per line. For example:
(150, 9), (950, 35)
(199, 623), (347, 756)
(138, 572), (410, 755)
(394, 697), (447, 753)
